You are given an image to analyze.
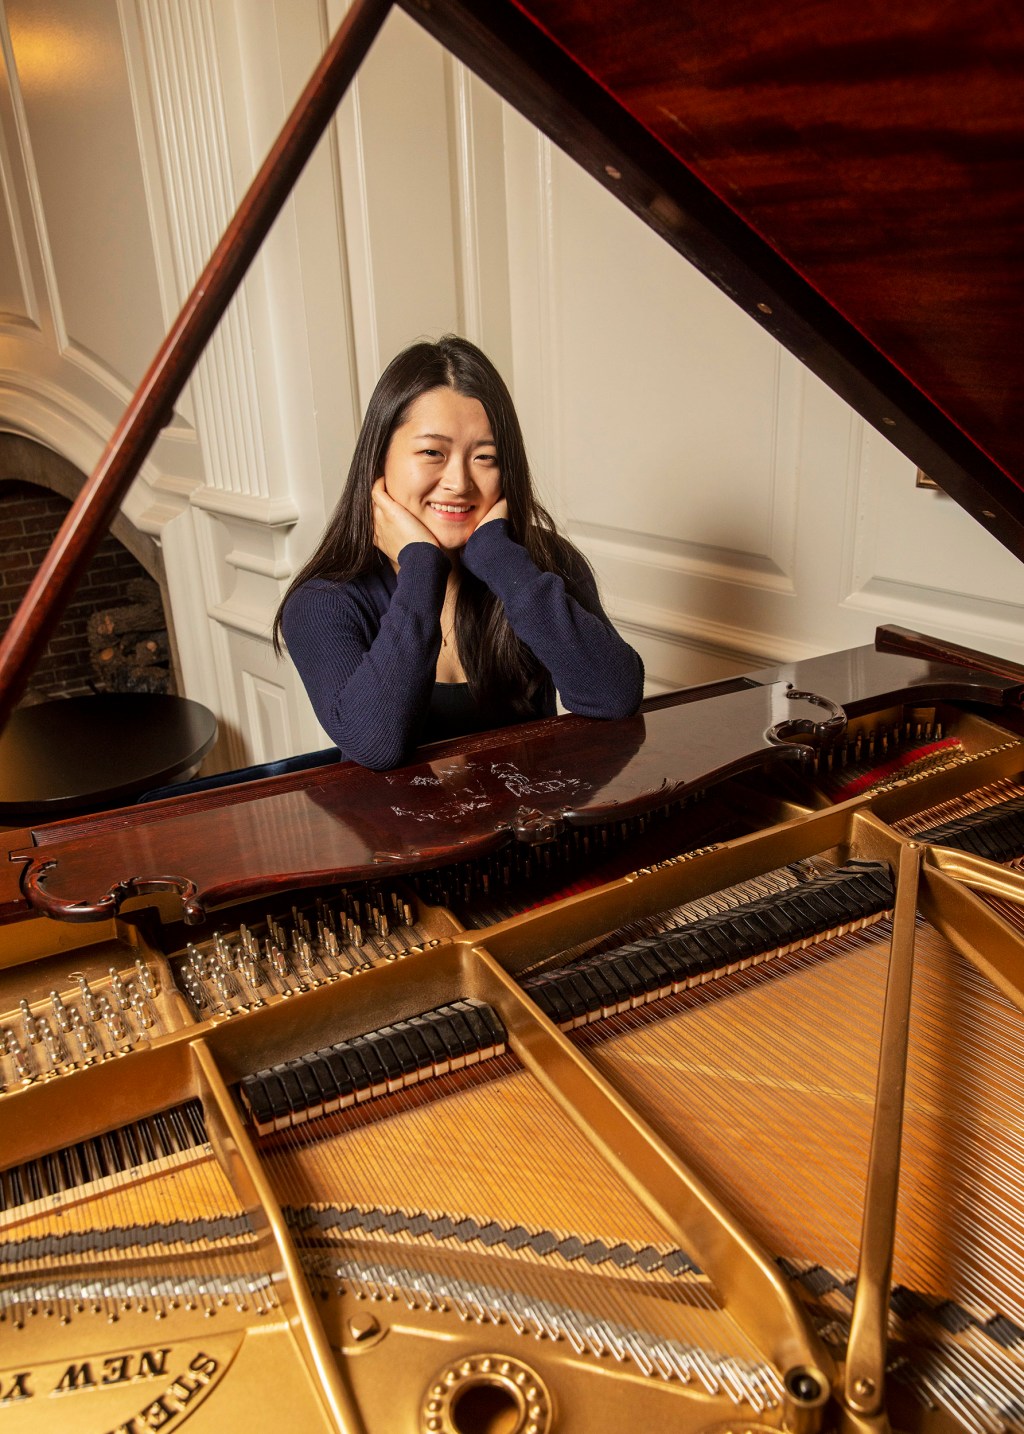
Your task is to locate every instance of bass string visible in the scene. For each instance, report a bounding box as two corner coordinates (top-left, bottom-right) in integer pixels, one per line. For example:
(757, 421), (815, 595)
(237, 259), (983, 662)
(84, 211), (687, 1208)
(255, 1051), (770, 1376)
(583, 930), (889, 1276)
(99, 1108), (258, 1314)
(581, 911), (1024, 1413)
(893, 924), (1024, 1321)
(4, 1103), (258, 1318)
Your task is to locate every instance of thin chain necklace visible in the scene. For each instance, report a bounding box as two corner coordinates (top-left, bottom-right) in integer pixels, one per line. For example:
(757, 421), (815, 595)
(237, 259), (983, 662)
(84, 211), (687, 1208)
(440, 579), (458, 649)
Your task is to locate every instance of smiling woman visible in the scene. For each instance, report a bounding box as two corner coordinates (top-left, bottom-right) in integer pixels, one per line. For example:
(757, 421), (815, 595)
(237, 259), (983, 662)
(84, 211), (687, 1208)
(275, 335), (644, 770)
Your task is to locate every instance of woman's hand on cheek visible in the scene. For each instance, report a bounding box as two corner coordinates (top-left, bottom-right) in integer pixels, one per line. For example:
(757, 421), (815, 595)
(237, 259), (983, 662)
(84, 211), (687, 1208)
(475, 497), (508, 529)
(372, 478), (439, 564)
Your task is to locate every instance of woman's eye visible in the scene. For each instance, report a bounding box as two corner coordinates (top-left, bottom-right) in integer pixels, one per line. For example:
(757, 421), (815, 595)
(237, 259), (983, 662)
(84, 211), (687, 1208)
(419, 448), (443, 459)
(477, 453), (498, 466)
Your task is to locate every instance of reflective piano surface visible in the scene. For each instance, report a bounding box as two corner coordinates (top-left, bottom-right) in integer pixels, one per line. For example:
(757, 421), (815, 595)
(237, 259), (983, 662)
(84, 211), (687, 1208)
(3, 1), (1024, 1432)
(3, 636), (1024, 1434)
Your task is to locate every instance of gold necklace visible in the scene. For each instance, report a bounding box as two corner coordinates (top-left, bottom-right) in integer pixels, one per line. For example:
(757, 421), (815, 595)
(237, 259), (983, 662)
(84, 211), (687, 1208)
(441, 577), (459, 649)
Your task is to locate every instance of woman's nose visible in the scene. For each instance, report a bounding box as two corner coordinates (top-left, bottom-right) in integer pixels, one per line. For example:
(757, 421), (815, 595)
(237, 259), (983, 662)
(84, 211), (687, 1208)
(439, 454), (475, 492)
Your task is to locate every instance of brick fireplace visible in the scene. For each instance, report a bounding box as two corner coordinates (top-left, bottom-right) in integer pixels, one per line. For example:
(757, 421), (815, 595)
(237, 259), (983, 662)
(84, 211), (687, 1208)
(0, 436), (179, 705)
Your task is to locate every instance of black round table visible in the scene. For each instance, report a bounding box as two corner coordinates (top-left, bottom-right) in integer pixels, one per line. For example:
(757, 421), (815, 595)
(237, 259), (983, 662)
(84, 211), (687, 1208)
(0, 694), (218, 823)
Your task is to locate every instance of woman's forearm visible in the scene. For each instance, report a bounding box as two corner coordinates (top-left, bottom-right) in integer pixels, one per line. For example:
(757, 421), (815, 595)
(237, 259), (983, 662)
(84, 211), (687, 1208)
(462, 521), (644, 718)
(282, 543), (448, 768)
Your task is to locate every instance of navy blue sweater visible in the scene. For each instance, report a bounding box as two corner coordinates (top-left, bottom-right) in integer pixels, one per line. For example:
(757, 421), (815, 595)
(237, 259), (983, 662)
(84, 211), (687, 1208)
(282, 520), (644, 770)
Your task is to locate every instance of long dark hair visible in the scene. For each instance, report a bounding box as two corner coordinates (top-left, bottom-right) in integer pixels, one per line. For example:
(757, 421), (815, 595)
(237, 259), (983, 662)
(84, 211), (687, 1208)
(274, 335), (595, 716)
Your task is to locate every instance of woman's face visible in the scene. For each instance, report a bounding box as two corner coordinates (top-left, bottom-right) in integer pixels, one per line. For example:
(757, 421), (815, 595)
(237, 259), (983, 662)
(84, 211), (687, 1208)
(381, 387), (502, 549)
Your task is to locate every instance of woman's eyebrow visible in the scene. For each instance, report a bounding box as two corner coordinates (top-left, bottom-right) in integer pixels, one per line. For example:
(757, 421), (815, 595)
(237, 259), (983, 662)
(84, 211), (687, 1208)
(412, 432), (495, 447)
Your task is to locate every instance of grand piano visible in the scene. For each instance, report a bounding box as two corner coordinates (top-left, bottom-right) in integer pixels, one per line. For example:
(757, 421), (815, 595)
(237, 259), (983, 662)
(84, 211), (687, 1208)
(1, 4), (1023, 1432)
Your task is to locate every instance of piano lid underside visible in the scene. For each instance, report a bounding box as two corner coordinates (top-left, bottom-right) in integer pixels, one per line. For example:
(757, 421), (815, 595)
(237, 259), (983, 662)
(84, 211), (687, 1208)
(403, 0), (1024, 559)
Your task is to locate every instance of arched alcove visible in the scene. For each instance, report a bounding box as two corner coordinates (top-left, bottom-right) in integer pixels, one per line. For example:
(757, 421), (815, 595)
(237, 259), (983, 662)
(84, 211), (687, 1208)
(0, 434), (181, 702)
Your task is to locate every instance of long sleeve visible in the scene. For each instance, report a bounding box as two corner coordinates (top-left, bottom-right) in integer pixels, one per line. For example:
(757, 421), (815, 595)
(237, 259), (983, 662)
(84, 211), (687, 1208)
(461, 520), (644, 719)
(281, 544), (449, 770)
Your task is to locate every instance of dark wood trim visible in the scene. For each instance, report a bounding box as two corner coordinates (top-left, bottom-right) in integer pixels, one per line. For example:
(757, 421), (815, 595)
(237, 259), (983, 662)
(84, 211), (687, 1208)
(876, 625), (1024, 695)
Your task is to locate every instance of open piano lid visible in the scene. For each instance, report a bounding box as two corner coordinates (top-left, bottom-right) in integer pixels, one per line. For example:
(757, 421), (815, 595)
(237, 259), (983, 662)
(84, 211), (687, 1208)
(3, 0), (1024, 924)
(408, 0), (1024, 555)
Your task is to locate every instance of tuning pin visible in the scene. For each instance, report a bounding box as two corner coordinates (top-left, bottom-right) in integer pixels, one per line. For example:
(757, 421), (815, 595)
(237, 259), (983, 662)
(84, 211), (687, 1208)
(49, 990), (74, 1034)
(214, 932), (237, 969)
(39, 1017), (64, 1066)
(179, 964), (206, 1012)
(19, 999), (40, 1045)
(130, 990), (156, 1029)
(108, 968), (130, 1011)
(266, 941), (288, 978)
(105, 1009), (130, 1044)
(76, 975), (101, 1022)
(4, 1026), (32, 1081)
(71, 1008), (97, 1054)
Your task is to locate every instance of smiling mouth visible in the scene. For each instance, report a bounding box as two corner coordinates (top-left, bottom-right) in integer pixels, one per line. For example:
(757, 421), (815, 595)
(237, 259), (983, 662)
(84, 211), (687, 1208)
(428, 503), (474, 518)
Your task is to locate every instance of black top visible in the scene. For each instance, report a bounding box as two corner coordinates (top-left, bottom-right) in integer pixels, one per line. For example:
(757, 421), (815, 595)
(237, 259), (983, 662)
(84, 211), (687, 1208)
(281, 520), (644, 770)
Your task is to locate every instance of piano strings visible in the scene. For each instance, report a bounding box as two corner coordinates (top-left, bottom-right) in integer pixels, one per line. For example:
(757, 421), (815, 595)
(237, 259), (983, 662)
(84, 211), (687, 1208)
(576, 919), (1024, 1433)
(4, 729), (1024, 1426)
(0, 1099), (277, 1323)
(259, 1045), (781, 1408)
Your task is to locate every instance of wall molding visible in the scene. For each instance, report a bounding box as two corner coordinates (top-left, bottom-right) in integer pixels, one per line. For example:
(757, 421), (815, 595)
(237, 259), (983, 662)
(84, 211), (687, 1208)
(573, 521), (796, 593)
(223, 551), (291, 581)
(611, 592), (822, 668)
(334, 66), (379, 412)
(189, 485), (299, 526)
(0, 364), (200, 495)
(0, 122), (37, 327)
(241, 670), (293, 764)
(841, 581), (1024, 661)
(56, 339), (142, 408)
(447, 58), (480, 343)
(135, 0), (270, 502)
(206, 600), (277, 641)
(0, 8), (56, 340)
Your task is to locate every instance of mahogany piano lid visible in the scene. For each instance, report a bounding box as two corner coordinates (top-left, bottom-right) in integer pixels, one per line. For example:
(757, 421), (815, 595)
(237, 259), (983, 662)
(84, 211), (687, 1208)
(406, 0), (1024, 558)
(5, 643), (1021, 927)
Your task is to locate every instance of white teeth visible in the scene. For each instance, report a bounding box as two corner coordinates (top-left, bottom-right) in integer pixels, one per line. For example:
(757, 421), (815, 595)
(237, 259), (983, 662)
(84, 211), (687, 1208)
(430, 503), (471, 513)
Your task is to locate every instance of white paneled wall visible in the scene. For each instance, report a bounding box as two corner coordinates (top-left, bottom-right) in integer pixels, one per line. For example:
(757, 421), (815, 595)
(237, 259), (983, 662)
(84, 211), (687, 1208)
(1, 0), (1020, 767)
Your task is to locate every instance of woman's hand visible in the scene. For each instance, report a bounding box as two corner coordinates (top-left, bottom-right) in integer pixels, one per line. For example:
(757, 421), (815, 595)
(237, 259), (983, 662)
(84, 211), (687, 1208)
(372, 478), (439, 564)
(475, 497), (509, 528)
